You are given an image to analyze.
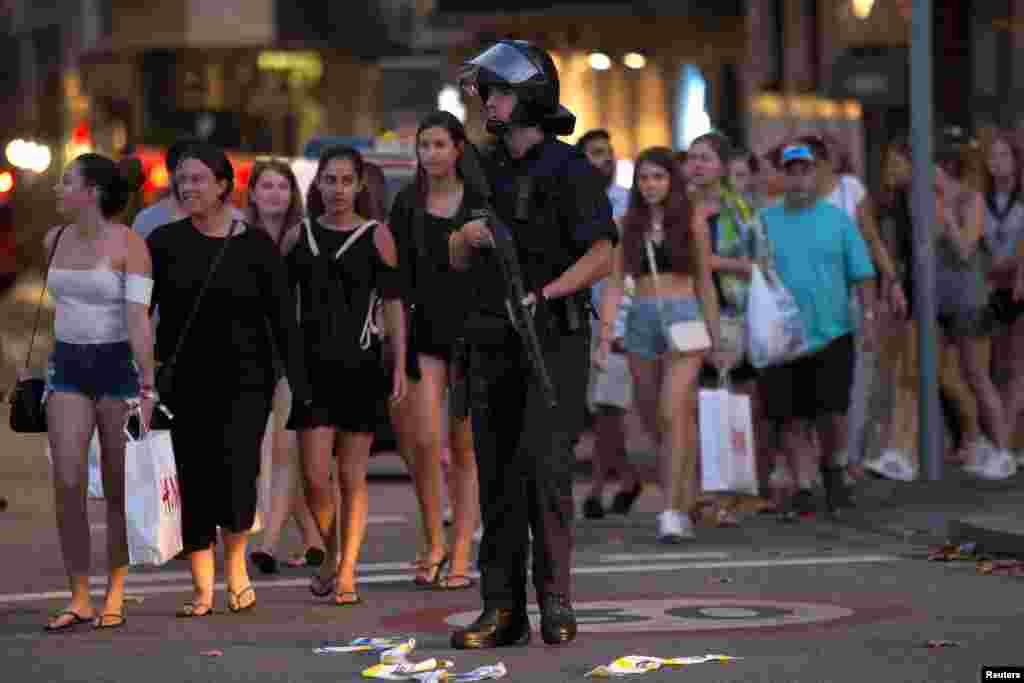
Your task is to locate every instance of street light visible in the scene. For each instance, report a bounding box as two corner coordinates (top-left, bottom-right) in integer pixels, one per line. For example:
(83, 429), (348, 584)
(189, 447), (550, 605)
(589, 52), (612, 71)
(623, 52), (646, 69)
(851, 0), (875, 19)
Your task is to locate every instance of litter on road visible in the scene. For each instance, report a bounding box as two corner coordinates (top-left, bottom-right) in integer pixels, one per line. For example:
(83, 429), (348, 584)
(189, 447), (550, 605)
(585, 655), (741, 677)
(362, 658), (454, 680)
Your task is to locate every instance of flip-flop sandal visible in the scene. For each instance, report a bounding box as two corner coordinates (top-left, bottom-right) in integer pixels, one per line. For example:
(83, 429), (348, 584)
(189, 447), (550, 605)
(250, 550), (279, 574)
(228, 585), (256, 613)
(44, 610), (92, 632)
(176, 602), (215, 618)
(414, 554), (449, 587)
(437, 574), (476, 591)
(334, 591), (362, 607)
(93, 612), (127, 630)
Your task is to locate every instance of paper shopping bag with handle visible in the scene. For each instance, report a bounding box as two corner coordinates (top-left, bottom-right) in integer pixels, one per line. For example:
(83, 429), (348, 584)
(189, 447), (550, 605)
(125, 421), (183, 566)
(699, 388), (758, 496)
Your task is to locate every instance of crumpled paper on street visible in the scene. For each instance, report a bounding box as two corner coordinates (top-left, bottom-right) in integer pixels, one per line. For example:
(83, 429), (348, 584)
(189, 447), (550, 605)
(362, 658), (455, 680)
(411, 663), (508, 681)
(585, 655), (740, 677)
(314, 636), (416, 663)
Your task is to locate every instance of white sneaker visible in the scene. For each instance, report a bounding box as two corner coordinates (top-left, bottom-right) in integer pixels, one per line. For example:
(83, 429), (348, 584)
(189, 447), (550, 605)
(472, 525), (483, 543)
(657, 510), (695, 544)
(964, 448), (1017, 480)
(865, 449), (917, 482)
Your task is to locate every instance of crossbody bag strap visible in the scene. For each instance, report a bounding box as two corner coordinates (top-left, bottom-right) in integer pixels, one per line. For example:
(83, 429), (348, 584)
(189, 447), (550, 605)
(644, 236), (673, 325)
(24, 225), (69, 370)
(164, 219), (238, 369)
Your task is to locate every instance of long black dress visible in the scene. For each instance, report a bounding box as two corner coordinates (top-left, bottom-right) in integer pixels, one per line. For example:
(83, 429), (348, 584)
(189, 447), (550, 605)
(147, 219), (310, 552)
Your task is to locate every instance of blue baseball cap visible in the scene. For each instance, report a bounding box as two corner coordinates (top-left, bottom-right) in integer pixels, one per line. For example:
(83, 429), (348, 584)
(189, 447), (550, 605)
(780, 144), (815, 166)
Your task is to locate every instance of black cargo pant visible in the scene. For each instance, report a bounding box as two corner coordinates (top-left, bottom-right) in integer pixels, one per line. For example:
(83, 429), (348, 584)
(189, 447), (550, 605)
(469, 327), (589, 610)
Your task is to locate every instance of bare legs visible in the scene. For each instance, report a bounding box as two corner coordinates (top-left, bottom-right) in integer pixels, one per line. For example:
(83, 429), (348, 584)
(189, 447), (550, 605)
(332, 432), (374, 602)
(392, 355), (479, 584)
(301, 427), (338, 551)
(587, 408), (638, 500)
(628, 352), (704, 517)
(993, 316), (1024, 447)
(187, 529), (253, 611)
(46, 392), (131, 628)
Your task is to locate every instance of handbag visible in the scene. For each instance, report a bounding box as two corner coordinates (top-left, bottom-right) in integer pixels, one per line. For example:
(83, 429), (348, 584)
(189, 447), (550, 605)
(9, 225), (68, 433)
(698, 378), (758, 496)
(153, 220), (238, 420)
(644, 237), (712, 354)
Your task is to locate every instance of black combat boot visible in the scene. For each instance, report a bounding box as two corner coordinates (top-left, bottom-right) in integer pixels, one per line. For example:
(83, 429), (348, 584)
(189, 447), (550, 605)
(450, 606), (531, 649)
(539, 593), (577, 645)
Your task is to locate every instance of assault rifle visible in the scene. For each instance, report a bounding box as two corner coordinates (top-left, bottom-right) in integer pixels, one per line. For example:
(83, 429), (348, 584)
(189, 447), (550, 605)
(460, 143), (558, 409)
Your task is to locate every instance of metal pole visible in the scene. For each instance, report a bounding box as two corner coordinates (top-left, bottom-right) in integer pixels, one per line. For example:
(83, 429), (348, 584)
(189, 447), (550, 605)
(910, 0), (943, 481)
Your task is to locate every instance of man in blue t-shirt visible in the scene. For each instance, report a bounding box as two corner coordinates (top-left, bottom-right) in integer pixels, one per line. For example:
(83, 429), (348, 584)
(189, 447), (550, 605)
(759, 143), (877, 519)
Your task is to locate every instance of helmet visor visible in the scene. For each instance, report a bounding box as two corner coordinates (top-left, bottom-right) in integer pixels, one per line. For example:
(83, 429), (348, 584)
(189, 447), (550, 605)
(459, 42), (543, 98)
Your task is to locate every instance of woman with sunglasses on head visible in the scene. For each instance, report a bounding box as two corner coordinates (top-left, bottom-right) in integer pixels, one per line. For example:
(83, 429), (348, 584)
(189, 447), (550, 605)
(147, 143), (312, 617)
(595, 146), (723, 543)
(284, 145), (407, 606)
(41, 153), (149, 632)
(388, 111), (482, 590)
(245, 160), (328, 574)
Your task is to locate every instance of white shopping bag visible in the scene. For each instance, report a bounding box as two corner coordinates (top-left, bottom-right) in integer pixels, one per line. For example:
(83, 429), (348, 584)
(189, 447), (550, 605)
(125, 426), (183, 566)
(45, 431), (104, 499)
(699, 388), (758, 496)
(746, 264), (809, 369)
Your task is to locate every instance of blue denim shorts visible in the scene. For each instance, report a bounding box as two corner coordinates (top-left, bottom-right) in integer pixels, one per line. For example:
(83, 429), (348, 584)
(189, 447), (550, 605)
(46, 341), (140, 402)
(625, 296), (703, 360)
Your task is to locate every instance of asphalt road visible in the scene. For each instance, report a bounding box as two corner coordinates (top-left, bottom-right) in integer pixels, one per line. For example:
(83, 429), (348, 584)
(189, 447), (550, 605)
(2, 418), (1023, 683)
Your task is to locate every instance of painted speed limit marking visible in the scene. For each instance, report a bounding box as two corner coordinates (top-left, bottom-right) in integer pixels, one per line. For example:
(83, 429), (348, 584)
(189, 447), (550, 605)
(445, 599), (854, 633)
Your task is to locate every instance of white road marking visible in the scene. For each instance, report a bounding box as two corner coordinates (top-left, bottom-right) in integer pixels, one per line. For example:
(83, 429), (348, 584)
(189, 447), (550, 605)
(86, 561), (416, 585)
(89, 524), (106, 532)
(2, 554), (902, 605)
(367, 515), (408, 525)
(599, 552), (730, 562)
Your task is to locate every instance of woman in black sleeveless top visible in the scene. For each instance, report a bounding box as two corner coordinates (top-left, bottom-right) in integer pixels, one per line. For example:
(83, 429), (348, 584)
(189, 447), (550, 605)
(283, 145), (407, 606)
(389, 112), (484, 590)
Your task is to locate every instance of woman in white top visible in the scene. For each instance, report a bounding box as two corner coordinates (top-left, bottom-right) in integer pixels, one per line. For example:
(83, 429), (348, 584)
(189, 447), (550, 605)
(41, 153), (152, 632)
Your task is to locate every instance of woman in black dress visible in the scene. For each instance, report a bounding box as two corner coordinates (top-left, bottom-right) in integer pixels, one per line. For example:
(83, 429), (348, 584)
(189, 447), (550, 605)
(389, 111), (482, 589)
(285, 145), (407, 606)
(147, 143), (311, 617)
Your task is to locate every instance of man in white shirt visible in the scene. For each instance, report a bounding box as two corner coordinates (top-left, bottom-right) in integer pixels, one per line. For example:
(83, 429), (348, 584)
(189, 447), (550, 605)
(577, 130), (641, 520)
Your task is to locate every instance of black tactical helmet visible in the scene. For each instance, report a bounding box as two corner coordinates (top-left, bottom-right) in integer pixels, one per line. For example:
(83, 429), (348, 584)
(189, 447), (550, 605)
(459, 40), (576, 136)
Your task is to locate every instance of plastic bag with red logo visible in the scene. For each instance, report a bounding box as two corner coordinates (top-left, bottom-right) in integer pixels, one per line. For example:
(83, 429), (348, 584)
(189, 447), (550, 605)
(125, 417), (183, 566)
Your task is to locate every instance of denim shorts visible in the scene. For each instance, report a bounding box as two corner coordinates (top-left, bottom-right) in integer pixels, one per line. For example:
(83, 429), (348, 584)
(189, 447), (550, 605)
(625, 296), (703, 360)
(46, 341), (140, 402)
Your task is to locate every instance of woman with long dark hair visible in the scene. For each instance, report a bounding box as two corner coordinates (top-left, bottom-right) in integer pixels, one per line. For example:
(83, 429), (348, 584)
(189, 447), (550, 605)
(41, 153), (149, 631)
(388, 111), (482, 590)
(245, 160), (327, 574)
(147, 143), (311, 617)
(982, 131), (1024, 463)
(284, 145), (407, 606)
(595, 146), (722, 543)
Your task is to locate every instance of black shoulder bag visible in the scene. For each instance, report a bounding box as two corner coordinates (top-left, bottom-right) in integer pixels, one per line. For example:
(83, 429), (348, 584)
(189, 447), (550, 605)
(9, 225), (68, 433)
(152, 220), (237, 422)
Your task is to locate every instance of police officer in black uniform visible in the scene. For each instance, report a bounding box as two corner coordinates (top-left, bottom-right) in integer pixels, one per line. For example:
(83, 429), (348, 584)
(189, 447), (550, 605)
(448, 40), (618, 648)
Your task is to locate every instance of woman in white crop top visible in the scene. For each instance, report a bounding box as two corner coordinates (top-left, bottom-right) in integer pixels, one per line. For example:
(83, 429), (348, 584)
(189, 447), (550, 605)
(40, 153), (152, 632)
